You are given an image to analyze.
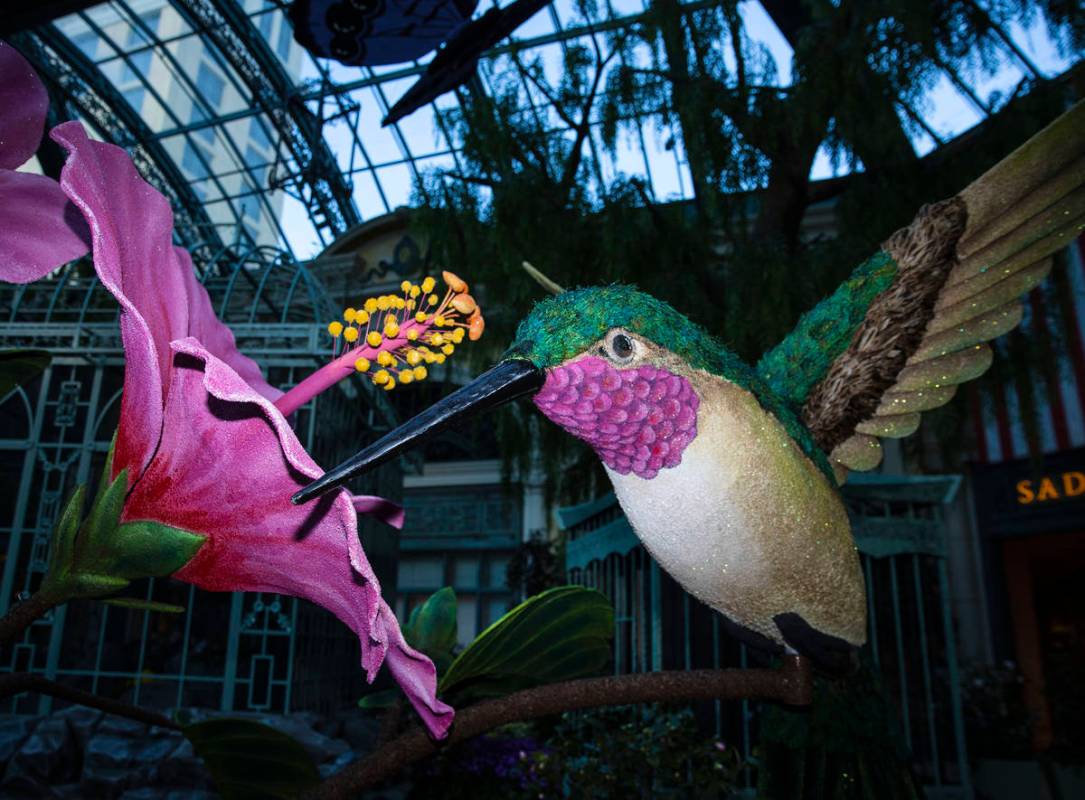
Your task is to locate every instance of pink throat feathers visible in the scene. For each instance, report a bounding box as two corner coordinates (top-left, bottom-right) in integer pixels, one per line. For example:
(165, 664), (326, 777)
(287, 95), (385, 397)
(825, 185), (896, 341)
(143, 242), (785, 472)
(532, 356), (700, 480)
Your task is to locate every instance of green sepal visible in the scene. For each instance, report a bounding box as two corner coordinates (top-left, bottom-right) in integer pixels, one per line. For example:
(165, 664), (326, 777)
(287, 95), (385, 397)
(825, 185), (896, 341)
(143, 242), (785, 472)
(39, 459), (205, 605)
(0, 349), (50, 402)
(89, 519), (205, 581)
(38, 485), (87, 603)
(81, 467), (129, 558)
(73, 574), (128, 595)
(103, 598), (185, 614)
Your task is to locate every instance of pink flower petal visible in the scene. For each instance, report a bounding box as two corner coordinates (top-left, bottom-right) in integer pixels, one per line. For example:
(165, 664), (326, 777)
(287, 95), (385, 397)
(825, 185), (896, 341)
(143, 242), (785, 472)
(53, 122), (189, 480)
(176, 246), (282, 403)
(125, 338), (451, 737)
(0, 170), (89, 282)
(352, 495), (405, 530)
(0, 41), (47, 170)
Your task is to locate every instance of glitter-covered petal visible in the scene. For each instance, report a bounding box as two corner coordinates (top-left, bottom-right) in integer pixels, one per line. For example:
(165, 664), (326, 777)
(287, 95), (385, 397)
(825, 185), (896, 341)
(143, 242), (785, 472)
(0, 170), (89, 282)
(0, 41), (48, 170)
(126, 337), (451, 737)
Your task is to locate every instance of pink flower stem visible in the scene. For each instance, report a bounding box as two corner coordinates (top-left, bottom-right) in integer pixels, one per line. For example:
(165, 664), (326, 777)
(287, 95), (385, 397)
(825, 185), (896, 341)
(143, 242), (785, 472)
(274, 320), (430, 418)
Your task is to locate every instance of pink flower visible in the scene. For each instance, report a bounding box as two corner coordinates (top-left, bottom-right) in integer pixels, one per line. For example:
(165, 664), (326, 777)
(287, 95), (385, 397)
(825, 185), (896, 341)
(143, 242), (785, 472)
(0, 42), (466, 738)
(0, 42), (90, 278)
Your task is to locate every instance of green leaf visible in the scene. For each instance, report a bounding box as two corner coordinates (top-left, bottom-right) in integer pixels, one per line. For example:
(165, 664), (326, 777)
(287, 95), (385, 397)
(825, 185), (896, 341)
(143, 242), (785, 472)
(438, 585), (614, 705)
(102, 598), (185, 614)
(0, 349), (50, 402)
(183, 718), (319, 800)
(357, 689), (400, 710)
(403, 586), (457, 659)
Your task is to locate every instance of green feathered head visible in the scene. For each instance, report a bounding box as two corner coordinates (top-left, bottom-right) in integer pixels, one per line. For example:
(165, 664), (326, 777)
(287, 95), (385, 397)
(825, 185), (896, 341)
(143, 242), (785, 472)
(506, 285), (754, 384)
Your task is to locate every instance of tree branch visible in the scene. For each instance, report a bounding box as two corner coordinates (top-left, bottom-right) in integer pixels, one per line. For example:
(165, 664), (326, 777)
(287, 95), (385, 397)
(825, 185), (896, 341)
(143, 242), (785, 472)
(307, 657), (812, 799)
(0, 672), (182, 731)
(0, 592), (61, 644)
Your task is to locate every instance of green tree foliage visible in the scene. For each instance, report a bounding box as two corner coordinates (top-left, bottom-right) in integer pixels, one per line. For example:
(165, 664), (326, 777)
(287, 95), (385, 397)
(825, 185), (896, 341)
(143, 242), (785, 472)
(411, 0), (1083, 499)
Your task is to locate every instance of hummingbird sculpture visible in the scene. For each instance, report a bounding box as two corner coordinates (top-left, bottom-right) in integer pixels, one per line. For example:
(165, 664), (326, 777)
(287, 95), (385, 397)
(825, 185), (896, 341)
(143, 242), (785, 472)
(295, 101), (1084, 671)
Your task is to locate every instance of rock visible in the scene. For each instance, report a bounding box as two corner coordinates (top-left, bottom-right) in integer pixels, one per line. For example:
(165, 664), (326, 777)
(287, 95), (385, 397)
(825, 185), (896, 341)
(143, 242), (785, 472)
(95, 716), (147, 738)
(120, 790), (217, 800)
(0, 717), (38, 766)
(54, 705), (103, 750)
(339, 714), (380, 752)
(82, 727), (183, 798)
(153, 737), (213, 791)
(319, 748), (360, 779)
(1, 716), (78, 790)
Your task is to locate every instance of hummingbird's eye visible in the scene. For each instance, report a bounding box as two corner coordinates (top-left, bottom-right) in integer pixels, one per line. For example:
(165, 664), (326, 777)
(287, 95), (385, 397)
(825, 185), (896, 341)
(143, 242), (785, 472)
(605, 331), (636, 362)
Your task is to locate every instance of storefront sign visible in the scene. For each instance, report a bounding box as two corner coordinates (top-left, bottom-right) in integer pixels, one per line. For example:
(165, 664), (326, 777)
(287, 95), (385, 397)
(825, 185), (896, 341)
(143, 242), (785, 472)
(972, 446), (1085, 538)
(1015, 471), (1085, 504)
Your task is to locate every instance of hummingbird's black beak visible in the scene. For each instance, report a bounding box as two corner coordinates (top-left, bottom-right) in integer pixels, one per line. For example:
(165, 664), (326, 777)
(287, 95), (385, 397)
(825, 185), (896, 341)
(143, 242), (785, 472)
(291, 359), (545, 505)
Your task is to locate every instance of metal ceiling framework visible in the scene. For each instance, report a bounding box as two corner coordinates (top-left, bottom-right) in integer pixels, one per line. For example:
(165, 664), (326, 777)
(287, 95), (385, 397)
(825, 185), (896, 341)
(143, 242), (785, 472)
(10, 25), (225, 254)
(5, 0), (1074, 264)
(179, 0), (359, 236)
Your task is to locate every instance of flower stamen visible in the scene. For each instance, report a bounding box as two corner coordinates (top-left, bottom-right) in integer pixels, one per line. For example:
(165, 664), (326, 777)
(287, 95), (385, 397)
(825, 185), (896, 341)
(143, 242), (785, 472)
(273, 273), (486, 417)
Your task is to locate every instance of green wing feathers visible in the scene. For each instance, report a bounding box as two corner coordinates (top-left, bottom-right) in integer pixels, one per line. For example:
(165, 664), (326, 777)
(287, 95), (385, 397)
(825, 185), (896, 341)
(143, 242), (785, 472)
(757, 100), (1085, 480)
(755, 252), (898, 406)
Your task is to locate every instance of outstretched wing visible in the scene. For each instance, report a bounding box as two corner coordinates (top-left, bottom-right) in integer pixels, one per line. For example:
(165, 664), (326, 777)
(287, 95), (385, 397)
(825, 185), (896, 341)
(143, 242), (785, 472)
(756, 100), (1085, 481)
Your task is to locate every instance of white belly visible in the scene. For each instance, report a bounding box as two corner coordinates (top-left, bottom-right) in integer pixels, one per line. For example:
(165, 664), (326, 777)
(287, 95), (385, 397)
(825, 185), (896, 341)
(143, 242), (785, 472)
(605, 378), (866, 646)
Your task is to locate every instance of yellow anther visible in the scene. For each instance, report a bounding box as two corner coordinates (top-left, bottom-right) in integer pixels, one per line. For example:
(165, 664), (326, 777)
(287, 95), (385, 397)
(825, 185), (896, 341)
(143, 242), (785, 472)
(328, 321), (344, 337)
(344, 308), (357, 323)
(407, 299), (416, 310)
(364, 298), (378, 313)
(366, 331), (382, 347)
(422, 351), (436, 364)
(355, 310), (370, 325)
(372, 369), (390, 385)
(434, 353), (446, 364)
(413, 366), (427, 381)
(383, 377), (396, 391)
(377, 296), (390, 311)
(427, 294), (438, 306)
(430, 333), (445, 346)
(406, 329), (419, 341)
(343, 327), (359, 343)
(399, 370), (414, 385)
(452, 328), (465, 343)
(400, 280), (412, 293)
(421, 276), (436, 293)
(409, 285), (421, 299)
(442, 343), (455, 356)
(377, 351), (395, 367)
(406, 350), (422, 366)
(442, 270), (467, 293)
(395, 297), (406, 310)
(384, 322), (400, 339)
(354, 357), (370, 372)
(415, 311), (428, 324)
(434, 315), (446, 327)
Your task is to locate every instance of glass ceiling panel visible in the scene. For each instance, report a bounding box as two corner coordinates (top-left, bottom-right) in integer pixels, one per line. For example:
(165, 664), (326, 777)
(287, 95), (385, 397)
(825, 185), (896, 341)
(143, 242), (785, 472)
(27, 0), (1075, 264)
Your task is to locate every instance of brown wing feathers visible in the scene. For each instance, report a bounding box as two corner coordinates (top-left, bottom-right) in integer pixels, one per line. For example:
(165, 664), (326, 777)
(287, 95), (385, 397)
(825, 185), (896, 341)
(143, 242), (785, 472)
(801, 198), (967, 456)
(803, 100), (1085, 476)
